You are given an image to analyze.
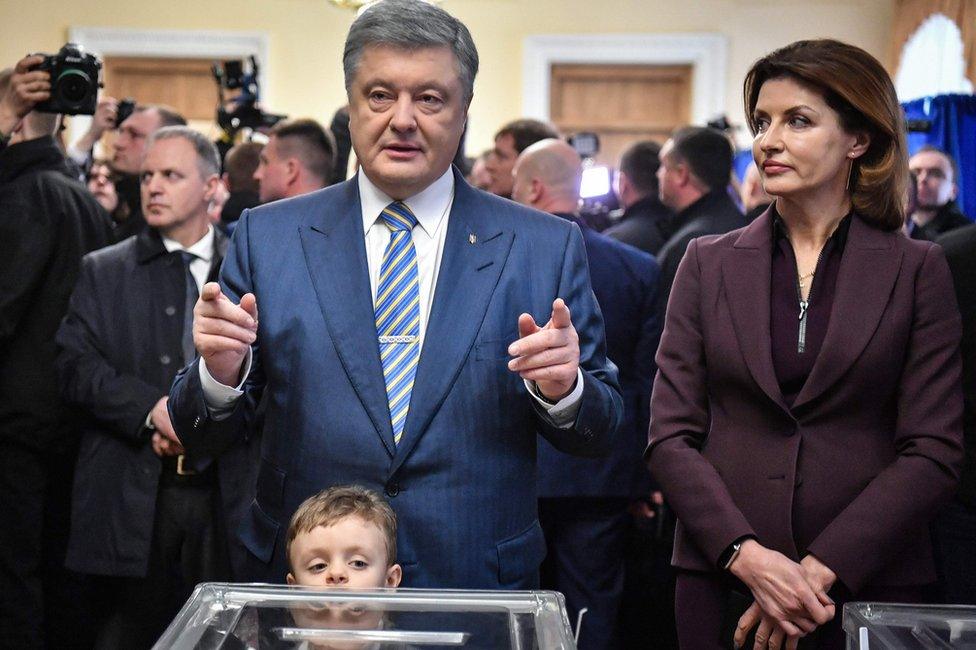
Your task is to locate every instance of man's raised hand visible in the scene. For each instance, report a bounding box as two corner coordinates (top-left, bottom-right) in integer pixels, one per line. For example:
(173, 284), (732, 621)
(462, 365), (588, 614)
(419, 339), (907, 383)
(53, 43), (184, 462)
(193, 282), (258, 387)
(508, 298), (580, 401)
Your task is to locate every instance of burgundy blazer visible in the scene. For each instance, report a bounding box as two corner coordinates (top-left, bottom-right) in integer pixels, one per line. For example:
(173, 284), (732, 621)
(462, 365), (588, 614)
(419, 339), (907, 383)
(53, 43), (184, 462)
(646, 210), (964, 593)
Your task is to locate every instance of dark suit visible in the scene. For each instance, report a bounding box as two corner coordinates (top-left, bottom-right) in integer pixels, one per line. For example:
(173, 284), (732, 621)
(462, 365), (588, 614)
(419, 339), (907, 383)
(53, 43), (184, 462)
(934, 223), (976, 604)
(56, 228), (257, 648)
(168, 169), (622, 589)
(537, 214), (659, 649)
(910, 201), (970, 242)
(0, 135), (112, 649)
(604, 196), (675, 256)
(656, 189), (745, 312)
(648, 212), (963, 645)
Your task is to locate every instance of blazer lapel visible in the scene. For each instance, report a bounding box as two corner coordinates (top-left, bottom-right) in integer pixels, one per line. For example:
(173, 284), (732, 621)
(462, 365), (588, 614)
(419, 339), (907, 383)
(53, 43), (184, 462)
(722, 210), (792, 414)
(792, 217), (902, 410)
(299, 179), (396, 456)
(390, 173), (514, 475)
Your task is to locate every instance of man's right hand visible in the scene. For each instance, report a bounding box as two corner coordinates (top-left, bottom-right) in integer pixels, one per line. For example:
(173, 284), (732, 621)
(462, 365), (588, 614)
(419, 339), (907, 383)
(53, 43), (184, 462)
(194, 282), (258, 387)
(76, 96), (118, 149)
(0, 54), (50, 135)
(150, 396), (184, 457)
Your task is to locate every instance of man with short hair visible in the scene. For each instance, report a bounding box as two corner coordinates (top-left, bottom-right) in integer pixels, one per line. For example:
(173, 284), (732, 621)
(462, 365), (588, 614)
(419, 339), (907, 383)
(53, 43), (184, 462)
(512, 139), (659, 649)
(604, 140), (674, 255)
(56, 126), (248, 649)
(908, 145), (970, 241)
(0, 56), (113, 649)
(169, 0), (621, 589)
(220, 140), (263, 232)
(484, 118), (560, 198)
(111, 104), (187, 242)
(254, 117), (336, 203)
(655, 126), (745, 309)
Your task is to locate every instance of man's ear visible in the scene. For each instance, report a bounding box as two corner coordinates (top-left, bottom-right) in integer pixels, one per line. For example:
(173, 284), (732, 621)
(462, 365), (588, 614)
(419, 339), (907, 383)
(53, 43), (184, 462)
(286, 572), (296, 585)
(530, 178), (544, 204)
(285, 158), (301, 185)
(202, 173), (220, 203)
(386, 563), (402, 588)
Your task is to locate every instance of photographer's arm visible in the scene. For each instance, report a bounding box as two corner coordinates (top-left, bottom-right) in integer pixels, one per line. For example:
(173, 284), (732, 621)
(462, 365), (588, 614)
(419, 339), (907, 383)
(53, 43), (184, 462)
(0, 55), (49, 140)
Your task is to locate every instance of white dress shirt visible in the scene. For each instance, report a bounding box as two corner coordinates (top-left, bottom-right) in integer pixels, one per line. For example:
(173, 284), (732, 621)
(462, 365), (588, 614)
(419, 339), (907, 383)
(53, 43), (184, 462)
(200, 169), (582, 425)
(161, 225), (214, 293)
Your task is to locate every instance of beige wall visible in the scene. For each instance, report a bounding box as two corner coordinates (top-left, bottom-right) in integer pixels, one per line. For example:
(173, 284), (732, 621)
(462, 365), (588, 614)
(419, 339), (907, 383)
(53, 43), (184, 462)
(0, 0), (893, 155)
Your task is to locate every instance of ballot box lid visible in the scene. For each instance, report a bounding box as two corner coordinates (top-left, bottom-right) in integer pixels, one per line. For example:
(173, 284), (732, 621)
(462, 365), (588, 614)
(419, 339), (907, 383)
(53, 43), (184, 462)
(153, 583), (577, 649)
(843, 602), (976, 648)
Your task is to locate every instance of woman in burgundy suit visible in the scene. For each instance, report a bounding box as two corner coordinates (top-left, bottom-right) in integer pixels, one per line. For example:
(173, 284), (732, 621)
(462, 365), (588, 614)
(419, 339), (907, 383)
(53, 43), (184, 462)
(647, 40), (964, 649)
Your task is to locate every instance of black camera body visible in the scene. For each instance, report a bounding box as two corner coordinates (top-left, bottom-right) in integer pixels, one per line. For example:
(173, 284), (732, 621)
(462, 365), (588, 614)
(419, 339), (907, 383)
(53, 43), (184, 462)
(32, 43), (102, 116)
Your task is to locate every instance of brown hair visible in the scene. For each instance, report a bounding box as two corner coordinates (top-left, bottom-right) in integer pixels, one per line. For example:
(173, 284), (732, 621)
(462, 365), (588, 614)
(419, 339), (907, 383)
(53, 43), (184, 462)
(270, 117), (337, 184)
(494, 119), (560, 155)
(286, 485), (397, 569)
(743, 39), (907, 231)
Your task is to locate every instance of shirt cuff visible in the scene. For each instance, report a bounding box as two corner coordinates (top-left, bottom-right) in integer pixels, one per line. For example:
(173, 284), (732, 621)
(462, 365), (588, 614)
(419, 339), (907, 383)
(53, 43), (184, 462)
(525, 368), (584, 429)
(199, 349), (252, 419)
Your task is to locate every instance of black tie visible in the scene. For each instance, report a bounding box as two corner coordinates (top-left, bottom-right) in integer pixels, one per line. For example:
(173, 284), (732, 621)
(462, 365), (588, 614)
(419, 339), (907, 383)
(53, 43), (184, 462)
(181, 251), (199, 365)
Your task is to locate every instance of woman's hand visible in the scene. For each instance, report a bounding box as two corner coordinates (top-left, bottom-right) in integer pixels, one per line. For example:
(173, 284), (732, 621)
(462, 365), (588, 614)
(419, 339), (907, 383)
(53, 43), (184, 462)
(734, 602), (801, 649)
(800, 554), (837, 600)
(729, 540), (835, 636)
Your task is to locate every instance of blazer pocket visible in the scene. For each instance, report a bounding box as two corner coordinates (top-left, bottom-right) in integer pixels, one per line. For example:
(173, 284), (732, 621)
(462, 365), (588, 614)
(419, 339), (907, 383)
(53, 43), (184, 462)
(476, 337), (514, 361)
(239, 498), (280, 565)
(496, 520), (547, 587)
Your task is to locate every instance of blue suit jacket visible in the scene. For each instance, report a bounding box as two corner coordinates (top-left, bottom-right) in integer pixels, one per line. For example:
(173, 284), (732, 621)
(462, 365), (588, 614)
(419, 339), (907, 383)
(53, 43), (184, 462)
(537, 215), (660, 499)
(169, 169), (622, 589)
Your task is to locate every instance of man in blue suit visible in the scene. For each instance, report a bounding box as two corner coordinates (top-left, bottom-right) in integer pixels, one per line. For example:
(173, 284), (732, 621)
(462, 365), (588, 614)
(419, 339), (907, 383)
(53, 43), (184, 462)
(512, 139), (660, 648)
(168, 0), (622, 589)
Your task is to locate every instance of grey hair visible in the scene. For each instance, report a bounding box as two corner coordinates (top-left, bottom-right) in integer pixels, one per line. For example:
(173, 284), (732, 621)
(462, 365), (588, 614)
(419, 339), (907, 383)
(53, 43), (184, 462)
(343, 0), (479, 104)
(147, 126), (221, 179)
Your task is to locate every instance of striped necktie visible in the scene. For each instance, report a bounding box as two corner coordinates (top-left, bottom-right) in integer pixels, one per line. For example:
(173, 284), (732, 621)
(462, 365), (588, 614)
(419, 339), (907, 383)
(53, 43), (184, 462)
(375, 201), (420, 446)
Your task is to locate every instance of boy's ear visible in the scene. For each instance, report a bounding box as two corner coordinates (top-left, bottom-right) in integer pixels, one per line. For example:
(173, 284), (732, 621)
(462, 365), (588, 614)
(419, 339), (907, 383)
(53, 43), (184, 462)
(386, 564), (402, 588)
(286, 572), (296, 585)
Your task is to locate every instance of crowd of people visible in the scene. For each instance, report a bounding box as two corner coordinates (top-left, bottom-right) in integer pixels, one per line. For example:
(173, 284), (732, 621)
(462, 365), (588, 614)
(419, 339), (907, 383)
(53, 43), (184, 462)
(1, 1), (974, 649)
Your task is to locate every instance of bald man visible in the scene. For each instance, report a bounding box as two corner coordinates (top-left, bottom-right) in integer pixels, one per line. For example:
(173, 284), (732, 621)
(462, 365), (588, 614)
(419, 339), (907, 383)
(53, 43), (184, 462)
(512, 139), (661, 649)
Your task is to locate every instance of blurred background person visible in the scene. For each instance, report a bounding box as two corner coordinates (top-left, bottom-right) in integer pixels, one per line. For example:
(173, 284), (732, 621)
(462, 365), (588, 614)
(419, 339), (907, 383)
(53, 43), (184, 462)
(466, 148), (492, 190)
(604, 140), (674, 256)
(219, 140), (263, 234)
(86, 159), (120, 215)
(740, 160), (772, 221)
(484, 118), (559, 198)
(254, 117), (336, 203)
(907, 145), (970, 241)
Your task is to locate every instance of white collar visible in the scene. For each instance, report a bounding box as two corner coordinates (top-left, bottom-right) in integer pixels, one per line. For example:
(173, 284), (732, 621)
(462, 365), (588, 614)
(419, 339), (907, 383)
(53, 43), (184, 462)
(161, 225), (214, 262)
(358, 168), (454, 238)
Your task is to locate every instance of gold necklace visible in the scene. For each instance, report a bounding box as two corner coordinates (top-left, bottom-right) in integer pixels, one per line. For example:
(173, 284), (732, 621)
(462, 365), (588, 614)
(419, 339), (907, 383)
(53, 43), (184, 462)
(798, 270), (815, 289)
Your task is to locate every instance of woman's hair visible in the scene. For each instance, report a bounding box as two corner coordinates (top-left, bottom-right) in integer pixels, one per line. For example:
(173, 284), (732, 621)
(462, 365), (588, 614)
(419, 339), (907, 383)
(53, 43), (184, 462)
(743, 39), (907, 231)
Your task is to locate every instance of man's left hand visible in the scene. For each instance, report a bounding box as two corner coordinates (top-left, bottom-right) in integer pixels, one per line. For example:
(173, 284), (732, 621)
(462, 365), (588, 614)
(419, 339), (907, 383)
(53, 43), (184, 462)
(508, 298), (580, 401)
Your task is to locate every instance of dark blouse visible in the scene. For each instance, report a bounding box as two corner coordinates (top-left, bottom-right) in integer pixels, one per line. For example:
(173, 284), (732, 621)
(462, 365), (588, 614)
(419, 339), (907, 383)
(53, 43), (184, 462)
(770, 212), (852, 406)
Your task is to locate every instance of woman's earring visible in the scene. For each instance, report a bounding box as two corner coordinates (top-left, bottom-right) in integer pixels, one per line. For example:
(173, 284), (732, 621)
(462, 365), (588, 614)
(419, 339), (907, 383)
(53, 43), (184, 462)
(846, 156), (855, 191)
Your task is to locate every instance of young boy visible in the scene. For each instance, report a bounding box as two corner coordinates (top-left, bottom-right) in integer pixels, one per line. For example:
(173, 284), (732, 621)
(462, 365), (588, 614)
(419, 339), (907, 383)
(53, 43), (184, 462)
(286, 485), (402, 589)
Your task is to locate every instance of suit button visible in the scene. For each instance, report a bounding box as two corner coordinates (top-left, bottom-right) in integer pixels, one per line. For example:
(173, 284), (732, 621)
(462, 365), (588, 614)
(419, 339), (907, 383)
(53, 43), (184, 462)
(385, 482), (400, 498)
(159, 354), (172, 365)
(165, 306), (177, 316)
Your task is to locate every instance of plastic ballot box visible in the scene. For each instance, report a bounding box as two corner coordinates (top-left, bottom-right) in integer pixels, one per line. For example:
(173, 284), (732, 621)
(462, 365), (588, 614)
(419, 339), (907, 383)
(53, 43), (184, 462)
(843, 602), (976, 648)
(153, 583), (578, 649)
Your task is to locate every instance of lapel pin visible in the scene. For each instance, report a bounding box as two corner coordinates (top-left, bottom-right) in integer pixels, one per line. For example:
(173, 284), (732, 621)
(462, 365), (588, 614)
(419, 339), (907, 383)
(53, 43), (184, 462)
(468, 233), (477, 244)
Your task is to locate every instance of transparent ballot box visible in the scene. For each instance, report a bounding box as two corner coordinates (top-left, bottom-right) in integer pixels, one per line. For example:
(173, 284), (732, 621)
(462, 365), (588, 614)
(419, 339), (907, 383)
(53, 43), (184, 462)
(844, 602), (976, 648)
(153, 583), (577, 649)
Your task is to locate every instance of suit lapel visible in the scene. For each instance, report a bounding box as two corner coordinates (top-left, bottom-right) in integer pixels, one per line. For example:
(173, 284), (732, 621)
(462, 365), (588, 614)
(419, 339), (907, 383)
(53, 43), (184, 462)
(723, 210), (792, 414)
(300, 179), (396, 456)
(390, 174), (513, 475)
(792, 217), (902, 409)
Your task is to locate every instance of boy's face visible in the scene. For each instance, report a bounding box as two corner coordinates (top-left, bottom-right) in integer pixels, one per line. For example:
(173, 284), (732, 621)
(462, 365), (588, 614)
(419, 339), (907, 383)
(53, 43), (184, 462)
(287, 516), (401, 589)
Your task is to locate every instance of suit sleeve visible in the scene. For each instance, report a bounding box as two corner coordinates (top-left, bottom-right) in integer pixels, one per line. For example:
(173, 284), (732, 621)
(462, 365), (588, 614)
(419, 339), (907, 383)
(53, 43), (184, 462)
(532, 223), (623, 458)
(168, 208), (266, 457)
(806, 244), (964, 592)
(646, 239), (756, 565)
(55, 254), (162, 440)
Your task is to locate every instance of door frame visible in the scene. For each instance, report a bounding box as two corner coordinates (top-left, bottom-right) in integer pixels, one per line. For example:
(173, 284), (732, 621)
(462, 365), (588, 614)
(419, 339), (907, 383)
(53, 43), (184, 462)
(522, 33), (727, 127)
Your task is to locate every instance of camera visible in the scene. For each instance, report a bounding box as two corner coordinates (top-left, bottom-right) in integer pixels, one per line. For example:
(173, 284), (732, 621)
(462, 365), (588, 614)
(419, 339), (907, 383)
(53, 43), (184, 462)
(31, 43), (102, 116)
(212, 56), (285, 135)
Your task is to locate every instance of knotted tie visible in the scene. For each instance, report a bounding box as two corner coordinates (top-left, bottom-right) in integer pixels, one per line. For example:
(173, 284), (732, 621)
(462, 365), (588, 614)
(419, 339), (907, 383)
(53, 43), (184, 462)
(375, 202), (420, 446)
(181, 251), (199, 365)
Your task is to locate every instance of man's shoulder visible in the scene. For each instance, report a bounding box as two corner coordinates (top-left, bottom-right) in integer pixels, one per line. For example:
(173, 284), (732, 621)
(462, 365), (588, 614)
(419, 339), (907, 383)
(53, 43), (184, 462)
(82, 234), (139, 269)
(936, 222), (976, 259)
(583, 226), (657, 270)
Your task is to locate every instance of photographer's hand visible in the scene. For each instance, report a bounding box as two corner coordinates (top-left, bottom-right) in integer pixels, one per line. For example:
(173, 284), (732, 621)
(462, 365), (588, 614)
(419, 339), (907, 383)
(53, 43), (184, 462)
(74, 96), (118, 153)
(0, 54), (50, 137)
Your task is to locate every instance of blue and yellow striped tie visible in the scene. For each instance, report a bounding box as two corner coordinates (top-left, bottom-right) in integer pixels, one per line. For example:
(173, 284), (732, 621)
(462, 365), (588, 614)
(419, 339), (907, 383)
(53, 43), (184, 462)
(375, 202), (421, 446)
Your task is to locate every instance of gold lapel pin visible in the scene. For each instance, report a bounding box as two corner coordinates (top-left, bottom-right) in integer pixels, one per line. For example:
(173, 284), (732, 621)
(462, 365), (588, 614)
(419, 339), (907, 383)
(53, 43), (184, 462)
(468, 233), (477, 244)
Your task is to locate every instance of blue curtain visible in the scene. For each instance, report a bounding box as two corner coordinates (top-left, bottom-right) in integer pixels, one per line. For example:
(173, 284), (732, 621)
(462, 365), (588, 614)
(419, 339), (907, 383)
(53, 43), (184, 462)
(901, 94), (976, 218)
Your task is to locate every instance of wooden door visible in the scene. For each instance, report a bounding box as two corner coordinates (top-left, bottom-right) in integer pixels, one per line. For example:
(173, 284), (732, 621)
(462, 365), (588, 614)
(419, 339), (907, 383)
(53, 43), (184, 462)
(549, 63), (692, 166)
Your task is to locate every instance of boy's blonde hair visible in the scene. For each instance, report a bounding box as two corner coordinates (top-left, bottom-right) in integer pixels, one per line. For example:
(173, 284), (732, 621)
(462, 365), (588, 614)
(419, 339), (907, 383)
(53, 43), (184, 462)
(286, 485), (397, 569)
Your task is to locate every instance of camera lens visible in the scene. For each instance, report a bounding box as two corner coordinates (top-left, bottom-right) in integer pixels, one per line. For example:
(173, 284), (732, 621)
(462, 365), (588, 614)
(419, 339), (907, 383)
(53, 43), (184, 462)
(56, 69), (92, 107)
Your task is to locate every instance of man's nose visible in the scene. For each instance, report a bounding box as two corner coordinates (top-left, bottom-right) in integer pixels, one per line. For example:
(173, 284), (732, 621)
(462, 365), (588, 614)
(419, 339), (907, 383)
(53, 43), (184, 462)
(390, 97), (417, 133)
